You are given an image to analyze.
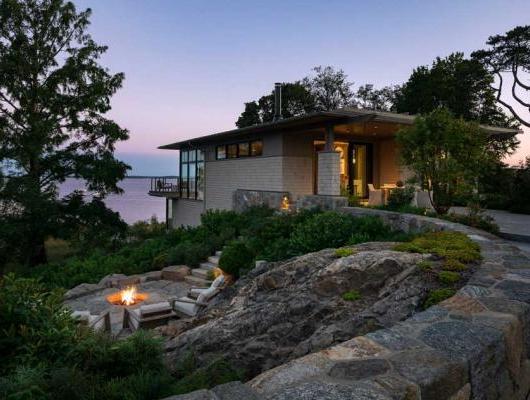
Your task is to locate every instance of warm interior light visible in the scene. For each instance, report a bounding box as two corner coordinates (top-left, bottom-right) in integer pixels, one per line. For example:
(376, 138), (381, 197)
(281, 195), (290, 211)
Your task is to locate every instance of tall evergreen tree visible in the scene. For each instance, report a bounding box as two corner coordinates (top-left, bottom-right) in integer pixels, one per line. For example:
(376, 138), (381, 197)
(0, 0), (129, 266)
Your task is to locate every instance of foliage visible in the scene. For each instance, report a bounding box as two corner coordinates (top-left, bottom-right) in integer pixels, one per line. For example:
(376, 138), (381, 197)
(417, 260), (433, 272)
(302, 66), (354, 111)
(437, 271), (461, 285)
(334, 248), (356, 257)
(443, 258), (467, 271)
(396, 108), (494, 214)
(386, 186), (415, 210)
(0, 0), (130, 266)
(128, 216), (167, 241)
(167, 240), (212, 267)
(439, 211), (499, 235)
(354, 84), (400, 111)
(472, 25), (530, 128)
(0, 275), (177, 400)
(219, 240), (255, 278)
(510, 157), (530, 214)
(341, 289), (362, 302)
(394, 231), (481, 264)
(172, 356), (245, 395)
(423, 288), (456, 309)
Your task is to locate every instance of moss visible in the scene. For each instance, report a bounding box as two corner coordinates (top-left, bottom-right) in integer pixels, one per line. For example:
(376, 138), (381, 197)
(438, 270), (461, 285)
(443, 258), (467, 271)
(334, 248), (356, 258)
(342, 290), (362, 302)
(424, 288), (456, 308)
(417, 260), (433, 272)
(393, 231), (481, 264)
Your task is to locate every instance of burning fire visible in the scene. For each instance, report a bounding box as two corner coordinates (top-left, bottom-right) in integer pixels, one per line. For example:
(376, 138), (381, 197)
(121, 286), (137, 306)
(106, 286), (148, 306)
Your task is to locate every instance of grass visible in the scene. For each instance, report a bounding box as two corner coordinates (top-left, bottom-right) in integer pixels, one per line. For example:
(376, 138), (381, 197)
(417, 260), (433, 272)
(437, 270), (461, 285)
(341, 289), (362, 302)
(423, 288), (455, 309)
(334, 248), (357, 257)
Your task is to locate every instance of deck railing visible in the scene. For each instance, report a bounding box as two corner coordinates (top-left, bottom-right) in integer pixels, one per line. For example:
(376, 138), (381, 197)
(149, 177), (180, 194)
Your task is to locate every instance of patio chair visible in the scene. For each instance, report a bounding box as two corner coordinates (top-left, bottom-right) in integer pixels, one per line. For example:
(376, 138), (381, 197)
(368, 184), (384, 206)
(72, 310), (111, 333)
(123, 301), (177, 331)
(188, 274), (225, 299)
(171, 282), (222, 318)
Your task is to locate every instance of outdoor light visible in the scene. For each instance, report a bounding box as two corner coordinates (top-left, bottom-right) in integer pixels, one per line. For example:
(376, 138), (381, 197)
(281, 195), (290, 211)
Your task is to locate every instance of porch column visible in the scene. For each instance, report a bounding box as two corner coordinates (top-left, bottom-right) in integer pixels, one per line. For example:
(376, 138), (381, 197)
(317, 125), (340, 196)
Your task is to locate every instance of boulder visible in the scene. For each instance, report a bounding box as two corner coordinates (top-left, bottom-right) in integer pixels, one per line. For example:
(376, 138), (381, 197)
(64, 283), (105, 300)
(98, 273), (127, 288)
(162, 265), (191, 281)
(165, 243), (431, 378)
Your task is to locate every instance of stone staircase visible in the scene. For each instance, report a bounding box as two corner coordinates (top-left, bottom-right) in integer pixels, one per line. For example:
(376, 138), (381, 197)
(183, 251), (222, 288)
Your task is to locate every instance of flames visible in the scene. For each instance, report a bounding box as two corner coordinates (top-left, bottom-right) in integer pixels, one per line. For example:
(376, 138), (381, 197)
(120, 286), (137, 306)
(106, 286), (148, 306)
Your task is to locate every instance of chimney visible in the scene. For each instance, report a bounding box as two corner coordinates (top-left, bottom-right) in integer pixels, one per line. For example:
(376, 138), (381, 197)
(273, 82), (282, 121)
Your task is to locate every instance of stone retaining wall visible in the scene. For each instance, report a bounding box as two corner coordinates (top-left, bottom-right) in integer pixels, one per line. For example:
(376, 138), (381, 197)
(169, 208), (530, 400)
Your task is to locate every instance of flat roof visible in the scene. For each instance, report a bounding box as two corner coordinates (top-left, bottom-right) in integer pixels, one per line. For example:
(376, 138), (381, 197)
(159, 108), (520, 150)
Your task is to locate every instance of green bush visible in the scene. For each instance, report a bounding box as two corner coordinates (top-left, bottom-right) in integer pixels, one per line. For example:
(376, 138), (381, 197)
(166, 241), (212, 267)
(334, 248), (356, 257)
(387, 186), (415, 209)
(417, 260), (433, 272)
(438, 270), (461, 285)
(439, 212), (499, 235)
(219, 240), (255, 278)
(443, 258), (467, 271)
(423, 288), (455, 308)
(128, 216), (167, 241)
(341, 289), (362, 301)
(394, 231), (481, 264)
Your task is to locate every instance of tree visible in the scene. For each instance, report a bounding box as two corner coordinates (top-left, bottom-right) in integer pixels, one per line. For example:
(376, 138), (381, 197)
(472, 26), (530, 127)
(236, 82), (315, 128)
(354, 84), (401, 111)
(395, 109), (494, 214)
(395, 53), (513, 127)
(0, 0), (129, 266)
(302, 66), (354, 111)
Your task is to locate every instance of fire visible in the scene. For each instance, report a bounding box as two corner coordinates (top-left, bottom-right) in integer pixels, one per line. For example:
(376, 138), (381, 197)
(106, 286), (148, 306)
(121, 286), (137, 306)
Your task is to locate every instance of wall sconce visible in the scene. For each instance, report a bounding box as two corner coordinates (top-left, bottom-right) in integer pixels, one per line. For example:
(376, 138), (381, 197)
(280, 195), (290, 211)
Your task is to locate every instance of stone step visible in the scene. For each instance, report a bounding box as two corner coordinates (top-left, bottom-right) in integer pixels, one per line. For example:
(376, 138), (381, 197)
(184, 275), (211, 288)
(208, 255), (220, 265)
(200, 261), (217, 270)
(191, 268), (211, 279)
(215, 250), (223, 257)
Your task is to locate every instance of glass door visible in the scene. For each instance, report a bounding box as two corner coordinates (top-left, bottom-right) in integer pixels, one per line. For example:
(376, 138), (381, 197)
(348, 143), (372, 198)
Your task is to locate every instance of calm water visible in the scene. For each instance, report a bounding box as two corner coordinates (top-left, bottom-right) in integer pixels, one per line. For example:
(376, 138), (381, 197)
(59, 178), (165, 224)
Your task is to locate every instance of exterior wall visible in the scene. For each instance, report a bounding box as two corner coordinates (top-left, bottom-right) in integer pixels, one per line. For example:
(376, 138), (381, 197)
(317, 151), (340, 196)
(282, 157), (313, 198)
(204, 157), (284, 211)
(171, 199), (204, 227)
(377, 139), (400, 185)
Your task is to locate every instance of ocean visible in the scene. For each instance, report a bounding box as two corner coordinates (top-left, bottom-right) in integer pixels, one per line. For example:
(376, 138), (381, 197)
(59, 178), (166, 224)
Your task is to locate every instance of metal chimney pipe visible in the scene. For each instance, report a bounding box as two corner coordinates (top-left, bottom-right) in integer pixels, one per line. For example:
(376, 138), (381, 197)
(273, 82), (282, 121)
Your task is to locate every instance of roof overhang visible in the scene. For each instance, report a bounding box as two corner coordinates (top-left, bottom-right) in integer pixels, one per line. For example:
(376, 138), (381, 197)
(158, 108), (520, 150)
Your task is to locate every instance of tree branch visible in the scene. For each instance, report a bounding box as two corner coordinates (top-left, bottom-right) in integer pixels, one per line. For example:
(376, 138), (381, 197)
(495, 72), (530, 127)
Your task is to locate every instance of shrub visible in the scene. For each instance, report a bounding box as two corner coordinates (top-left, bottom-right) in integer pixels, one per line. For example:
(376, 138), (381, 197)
(341, 290), (362, 301)
(443, 258), (467, 271)
(201, 209), (242, 236)
(334, 248), (356, 257)
(166, 241), (211, 267)
(417, 260), (433, 272)
(394, 231), (481, 264)
(438, 271), (461, 285)
(128, 216), (167, 241)
(439, 212), (499, 235)
(387, 186), (415, 209)
(289, 212), (357, 253)
(219, 240), (255, 278)
(423, 288), (455, 308)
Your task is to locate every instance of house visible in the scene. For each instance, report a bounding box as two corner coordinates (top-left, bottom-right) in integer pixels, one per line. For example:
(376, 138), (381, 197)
(149, 83), (518, 228)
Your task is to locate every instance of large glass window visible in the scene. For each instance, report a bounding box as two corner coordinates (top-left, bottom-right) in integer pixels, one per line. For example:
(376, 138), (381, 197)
(216, 140), (263, 160)
(180, 149), (204, 200)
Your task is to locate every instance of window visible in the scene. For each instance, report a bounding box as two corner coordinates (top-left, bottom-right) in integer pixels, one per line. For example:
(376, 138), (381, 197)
(250, 140), (263, 156)
(227, 144), (238, 158)
(179, 149), (204, 200)
(215, 139), (263, 160)
(238, 142), (249, 157)
(216, 146), (226, 160)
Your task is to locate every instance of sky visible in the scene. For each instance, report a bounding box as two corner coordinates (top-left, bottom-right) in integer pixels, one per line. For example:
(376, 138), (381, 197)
(74, 0), (530, 176)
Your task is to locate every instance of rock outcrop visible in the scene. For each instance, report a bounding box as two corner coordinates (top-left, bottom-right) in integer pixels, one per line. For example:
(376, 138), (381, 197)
(165, 243), (437, 377)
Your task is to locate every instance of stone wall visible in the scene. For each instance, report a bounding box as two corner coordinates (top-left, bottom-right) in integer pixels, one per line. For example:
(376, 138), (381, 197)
(295, 194), (348, 211)
(172, 207), (530, 399)
(233, 189), (290, 212)
(317, 151), (340, 196)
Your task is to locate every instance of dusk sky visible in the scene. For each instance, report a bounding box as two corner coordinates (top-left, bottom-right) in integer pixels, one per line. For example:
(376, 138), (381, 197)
(75, 0), (530, 176)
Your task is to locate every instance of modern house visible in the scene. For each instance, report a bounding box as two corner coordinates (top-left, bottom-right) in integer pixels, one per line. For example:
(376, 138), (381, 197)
(149, 83), (518, 228)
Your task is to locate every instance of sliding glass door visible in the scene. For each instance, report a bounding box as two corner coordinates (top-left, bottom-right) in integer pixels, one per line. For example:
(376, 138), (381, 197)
(348, 143), (372, 198)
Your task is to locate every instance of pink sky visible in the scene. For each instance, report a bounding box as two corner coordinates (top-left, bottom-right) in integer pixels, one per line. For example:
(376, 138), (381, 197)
(76, 0), (530, 174)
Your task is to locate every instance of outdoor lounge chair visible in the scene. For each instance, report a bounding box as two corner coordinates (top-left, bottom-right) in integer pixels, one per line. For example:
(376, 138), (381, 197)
(123, 301), (177, 331)
(368, 184), (384, 206)
(188, 274), (225, 299)
(72, 310), (111, 333)
(171, 276), (225, 317)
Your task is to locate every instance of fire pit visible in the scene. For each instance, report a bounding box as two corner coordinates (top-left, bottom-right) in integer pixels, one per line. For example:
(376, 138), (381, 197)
(106, 286), (148, 306)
